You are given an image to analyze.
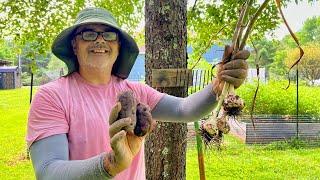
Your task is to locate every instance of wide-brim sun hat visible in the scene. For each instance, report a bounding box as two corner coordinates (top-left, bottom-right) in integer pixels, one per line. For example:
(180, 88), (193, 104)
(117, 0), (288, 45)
(52, 7), (139, 79)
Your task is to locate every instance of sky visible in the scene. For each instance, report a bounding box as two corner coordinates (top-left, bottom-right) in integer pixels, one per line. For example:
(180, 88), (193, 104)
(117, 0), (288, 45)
(271, 1), (320, 39)
(187, 0), (320, 40)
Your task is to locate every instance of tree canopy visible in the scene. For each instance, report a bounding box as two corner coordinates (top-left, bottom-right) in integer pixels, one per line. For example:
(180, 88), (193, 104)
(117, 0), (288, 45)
(0, 0), (318, 70)
(266, 16), (320, 80)
(186, 0), (319, 68)
(0, 0), (144, 56)
(0, 39), (16, 62)
(282, 16), (320, 47)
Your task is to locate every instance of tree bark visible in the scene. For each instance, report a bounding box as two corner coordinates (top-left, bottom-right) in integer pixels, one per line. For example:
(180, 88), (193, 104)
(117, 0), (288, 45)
(145, 0), (188, 180)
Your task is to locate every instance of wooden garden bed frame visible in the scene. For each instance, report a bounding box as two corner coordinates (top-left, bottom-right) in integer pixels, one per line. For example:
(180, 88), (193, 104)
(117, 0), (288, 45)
(229, 115), (320, 144)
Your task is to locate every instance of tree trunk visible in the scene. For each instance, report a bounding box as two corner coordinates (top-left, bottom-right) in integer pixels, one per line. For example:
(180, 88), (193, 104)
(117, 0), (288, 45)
(145, 0), (188, 180)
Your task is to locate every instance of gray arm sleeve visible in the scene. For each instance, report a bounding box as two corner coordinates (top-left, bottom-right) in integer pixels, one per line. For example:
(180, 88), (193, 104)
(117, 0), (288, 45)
(151, 84), (217, 122)
(30, 134), (113, 180)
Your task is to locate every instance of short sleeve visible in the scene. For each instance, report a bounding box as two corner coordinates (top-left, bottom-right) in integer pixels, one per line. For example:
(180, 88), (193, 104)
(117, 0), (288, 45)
(26, 87), (69, 147)
(126, 81), (165, 110)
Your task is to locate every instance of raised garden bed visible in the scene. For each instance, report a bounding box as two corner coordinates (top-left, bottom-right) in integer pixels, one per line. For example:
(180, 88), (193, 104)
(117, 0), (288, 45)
(229, 115), (320, 144)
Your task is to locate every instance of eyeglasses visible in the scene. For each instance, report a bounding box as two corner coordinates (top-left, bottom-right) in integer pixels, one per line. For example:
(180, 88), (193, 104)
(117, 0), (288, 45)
(76, 30), (118, 41)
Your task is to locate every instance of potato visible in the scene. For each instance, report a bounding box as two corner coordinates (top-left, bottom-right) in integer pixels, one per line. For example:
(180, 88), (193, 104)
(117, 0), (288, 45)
(117, 91), (153, 136)
(134, 103), (153, 137)
(117, 91), (137, 134)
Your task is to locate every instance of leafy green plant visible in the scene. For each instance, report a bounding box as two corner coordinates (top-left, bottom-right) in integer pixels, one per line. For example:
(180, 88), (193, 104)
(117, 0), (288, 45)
(237, 81), (320, 116)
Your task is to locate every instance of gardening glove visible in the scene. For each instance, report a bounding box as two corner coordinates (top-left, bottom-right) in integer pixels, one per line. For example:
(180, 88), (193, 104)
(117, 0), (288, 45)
(104, 102), (153, 176)
(213, 45), (250, 96)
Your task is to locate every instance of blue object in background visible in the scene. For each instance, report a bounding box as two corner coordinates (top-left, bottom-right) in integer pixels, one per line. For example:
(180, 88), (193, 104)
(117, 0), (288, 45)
(127, 53), (146, 82)
(127, 45), (224, 82)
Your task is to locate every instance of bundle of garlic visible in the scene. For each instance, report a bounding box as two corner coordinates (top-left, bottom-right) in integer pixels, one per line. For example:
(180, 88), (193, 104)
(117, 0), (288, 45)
(200, 0), (272, 146)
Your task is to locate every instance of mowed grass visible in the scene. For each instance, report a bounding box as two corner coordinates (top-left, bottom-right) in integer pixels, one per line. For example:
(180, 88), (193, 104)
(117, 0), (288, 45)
(0, 87), (35, 179)
(186, 136), (320, 179)
(1, 88), (320, 179)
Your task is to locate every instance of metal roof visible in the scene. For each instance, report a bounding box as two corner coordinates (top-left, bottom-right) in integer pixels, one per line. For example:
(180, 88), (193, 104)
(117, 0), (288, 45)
(0, 66), (18, 73)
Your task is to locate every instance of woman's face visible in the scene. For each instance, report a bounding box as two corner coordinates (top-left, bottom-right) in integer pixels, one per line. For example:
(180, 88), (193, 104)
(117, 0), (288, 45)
(72, 24), (120, 71)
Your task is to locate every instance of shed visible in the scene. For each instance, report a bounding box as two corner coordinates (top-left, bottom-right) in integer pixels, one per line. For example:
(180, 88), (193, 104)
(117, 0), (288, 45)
(0, 59), (12, 66)
(0, 66), (22, 89)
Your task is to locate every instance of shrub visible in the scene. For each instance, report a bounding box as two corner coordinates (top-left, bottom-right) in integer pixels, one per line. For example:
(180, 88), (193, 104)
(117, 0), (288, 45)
(236, 80), (320, 116)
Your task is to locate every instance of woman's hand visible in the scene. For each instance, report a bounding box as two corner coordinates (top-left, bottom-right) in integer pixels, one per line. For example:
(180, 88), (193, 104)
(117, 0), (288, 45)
(212, 45), (250, 95)
(104, 102), (153, 176)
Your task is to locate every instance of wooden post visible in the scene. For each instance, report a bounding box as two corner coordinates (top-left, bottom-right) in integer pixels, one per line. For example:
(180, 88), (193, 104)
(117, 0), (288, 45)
(151, 69), (192, 87)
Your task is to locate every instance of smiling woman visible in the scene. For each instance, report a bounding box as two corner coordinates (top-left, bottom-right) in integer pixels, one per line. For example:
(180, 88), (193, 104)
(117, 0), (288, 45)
(51, 8), (140, 79)
(71, 24), (121, 79)
(26, 7), (250, 180)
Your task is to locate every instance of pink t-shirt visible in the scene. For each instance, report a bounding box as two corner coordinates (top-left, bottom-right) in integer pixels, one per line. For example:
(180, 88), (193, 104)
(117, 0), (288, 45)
(26, 72), (164, 180)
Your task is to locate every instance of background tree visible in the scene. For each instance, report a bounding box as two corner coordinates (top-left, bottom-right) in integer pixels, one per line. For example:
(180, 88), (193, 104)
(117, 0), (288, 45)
(248, 38), (279, 67)
(269, 50), (288, 78)
(285, 43), (320, 85)
(187, 0), (282, 68)
(297, 16), (320, 44)
(145, 0), (188, 179)
(1, 0), (317, 71)
(0, 0), (144, 59)
(0, 0), (144, 85)
(279, 16), (320, 48)
(0, 39), (16, 63)
(186, 0), (318, 69)
(1, 0), (316, 69)
(268, 15), (320, 79)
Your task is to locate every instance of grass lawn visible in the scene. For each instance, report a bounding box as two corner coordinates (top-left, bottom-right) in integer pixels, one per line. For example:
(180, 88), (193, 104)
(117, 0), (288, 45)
(0, 87), (35, 179)
(187, 136), (320, 179)
(1, 88), (320, 179)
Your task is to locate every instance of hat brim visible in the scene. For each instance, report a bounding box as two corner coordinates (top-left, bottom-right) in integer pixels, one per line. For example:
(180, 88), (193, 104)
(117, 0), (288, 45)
(52, 19), (139, 79)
